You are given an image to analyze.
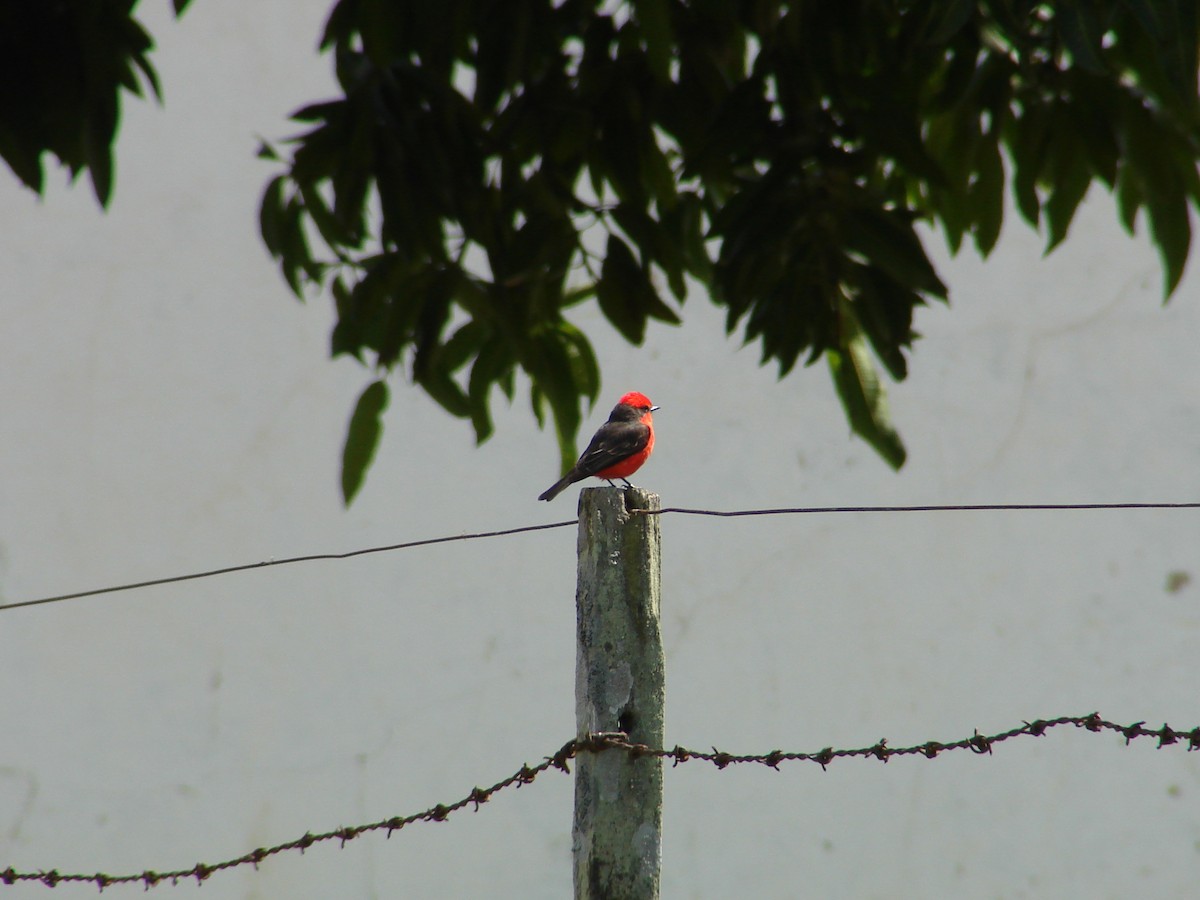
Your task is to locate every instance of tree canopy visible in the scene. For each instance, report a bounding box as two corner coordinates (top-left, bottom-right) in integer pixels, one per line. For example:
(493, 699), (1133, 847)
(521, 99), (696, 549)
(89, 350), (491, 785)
(5, 1), (1199, 502)
(0, 0), (192, 206)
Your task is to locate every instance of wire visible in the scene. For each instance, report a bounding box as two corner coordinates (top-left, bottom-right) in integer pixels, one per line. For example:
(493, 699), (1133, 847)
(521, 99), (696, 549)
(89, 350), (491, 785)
(643, 501), (1200, 517)
(0, 520), (574, 613)
(2, 714), (1194, 890)
(3, 500), (1197, 614)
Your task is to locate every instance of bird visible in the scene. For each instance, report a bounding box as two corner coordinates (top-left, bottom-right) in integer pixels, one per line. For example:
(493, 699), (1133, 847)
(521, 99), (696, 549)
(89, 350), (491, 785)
(538, 391), (658, 502)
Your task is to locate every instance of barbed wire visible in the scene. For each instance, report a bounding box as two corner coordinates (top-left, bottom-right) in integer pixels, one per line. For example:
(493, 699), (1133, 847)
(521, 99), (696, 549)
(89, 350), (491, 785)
(2, 714), (1195, 891)
(3, 501), (1196, 615)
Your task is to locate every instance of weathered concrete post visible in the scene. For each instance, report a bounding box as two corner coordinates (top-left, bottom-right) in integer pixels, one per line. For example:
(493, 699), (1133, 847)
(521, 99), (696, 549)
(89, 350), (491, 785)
(573, 486), (663, 900)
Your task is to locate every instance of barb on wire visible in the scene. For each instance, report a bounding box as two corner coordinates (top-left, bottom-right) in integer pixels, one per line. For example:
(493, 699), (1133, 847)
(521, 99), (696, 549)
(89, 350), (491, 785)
(2, 714), (1195, 891)
(5, 500), (1197, 614)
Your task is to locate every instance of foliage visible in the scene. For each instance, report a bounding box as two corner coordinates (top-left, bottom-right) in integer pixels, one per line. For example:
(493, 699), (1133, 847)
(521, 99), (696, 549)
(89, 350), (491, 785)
(342, 379), (389, 503)
(4, 2), (1197, 501)
(258, 0), (1200, 499)
(0, 0), (192, 207)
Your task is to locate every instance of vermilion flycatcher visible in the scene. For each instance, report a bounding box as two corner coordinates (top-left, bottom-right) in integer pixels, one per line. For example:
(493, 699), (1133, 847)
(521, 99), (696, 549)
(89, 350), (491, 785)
(537, 391), (658, 501)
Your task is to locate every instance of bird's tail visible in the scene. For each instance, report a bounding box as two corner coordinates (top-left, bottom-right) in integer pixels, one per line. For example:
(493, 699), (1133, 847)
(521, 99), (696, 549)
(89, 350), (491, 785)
(538, 473), (576, 502)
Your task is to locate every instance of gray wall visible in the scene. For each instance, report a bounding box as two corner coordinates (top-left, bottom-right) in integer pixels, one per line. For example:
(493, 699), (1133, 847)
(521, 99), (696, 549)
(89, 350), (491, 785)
(2, 2), (1197, 896)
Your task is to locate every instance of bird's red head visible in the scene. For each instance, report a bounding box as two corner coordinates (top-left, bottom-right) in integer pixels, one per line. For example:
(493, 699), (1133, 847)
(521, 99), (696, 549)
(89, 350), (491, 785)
(618, 391), (654, 410)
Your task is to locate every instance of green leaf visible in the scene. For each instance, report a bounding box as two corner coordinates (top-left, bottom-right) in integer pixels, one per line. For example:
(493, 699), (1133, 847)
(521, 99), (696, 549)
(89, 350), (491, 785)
(1122, 0), (1169, 40)
(844, 204), (948, 299)
(526, 333), (584, 472)
(1123, 102), (1194, 297)
(926, 107), (980, 193)
(852, 265), (920, 381)
(828, 301), (906, 470)
(341, 380), (389, 506)
(611, 201), (689, 301)
(561, 284), (597, 308)
(331, 254), (413, 360)
(1043, 122), (1092, 253)
(668, 191), (711, 282)
(642, 137), (678, 209)
(529, 383), (547, 430)
(467, 336), (514, 443)
(279, 199), (315, 297)
(556, 321), (602, 404)
(299, 182), (347, 249)
(128, 49), (162, 103)
(1043, 161), (1091, 253)
(1145, 189), (1191, 297)
(1006, 102), (1048, 227)
(1118, 0), (1197, 98)
(292, 100), (345, 124)
(259, 176), (286, 256)
(597, 234), (680, 344)
(84, 96), (116, 208)
(970, 131), (1005, 256)
(411, 271), (471, 414)
(411, 269), (457, 378)
(635, 0), (674, 85)
(852, 89), (947, 188)
(930, 184), (970, 255)
(439, 321), (488, 374)
(418, 369), (471, 418)
(928, 0), (975, 42)
(1067, 75), (1120, 188)
(1114, 159), (1142, 234)
(1057, 1), (1109, 74)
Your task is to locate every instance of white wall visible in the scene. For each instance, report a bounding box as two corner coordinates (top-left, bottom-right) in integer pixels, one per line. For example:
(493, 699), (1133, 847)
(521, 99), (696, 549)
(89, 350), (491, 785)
(2, 2), (1197, 897)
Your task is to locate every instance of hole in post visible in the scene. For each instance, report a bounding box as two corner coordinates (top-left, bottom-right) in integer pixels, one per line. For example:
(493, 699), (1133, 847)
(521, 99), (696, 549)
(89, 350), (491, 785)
(618, 708), (637, 735)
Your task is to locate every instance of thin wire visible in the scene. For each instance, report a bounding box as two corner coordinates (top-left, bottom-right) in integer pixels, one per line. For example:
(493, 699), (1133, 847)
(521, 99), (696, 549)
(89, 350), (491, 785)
(644, 502), (1200, 517)
(4, 501), (1197, 613)
(0, 520), (575, 613)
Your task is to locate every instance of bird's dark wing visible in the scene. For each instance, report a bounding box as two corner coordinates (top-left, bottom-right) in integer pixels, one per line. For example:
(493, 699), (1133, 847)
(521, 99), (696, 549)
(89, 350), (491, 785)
(573, 420), (650, 477)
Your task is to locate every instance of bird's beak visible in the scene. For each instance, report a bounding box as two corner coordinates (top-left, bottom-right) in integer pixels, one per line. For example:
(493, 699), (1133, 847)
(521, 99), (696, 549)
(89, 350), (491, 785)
(650, 405), (660, 412)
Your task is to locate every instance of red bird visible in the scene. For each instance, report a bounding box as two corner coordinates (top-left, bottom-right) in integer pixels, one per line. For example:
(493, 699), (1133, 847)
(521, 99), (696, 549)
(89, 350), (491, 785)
(538, 391), (658, 502)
